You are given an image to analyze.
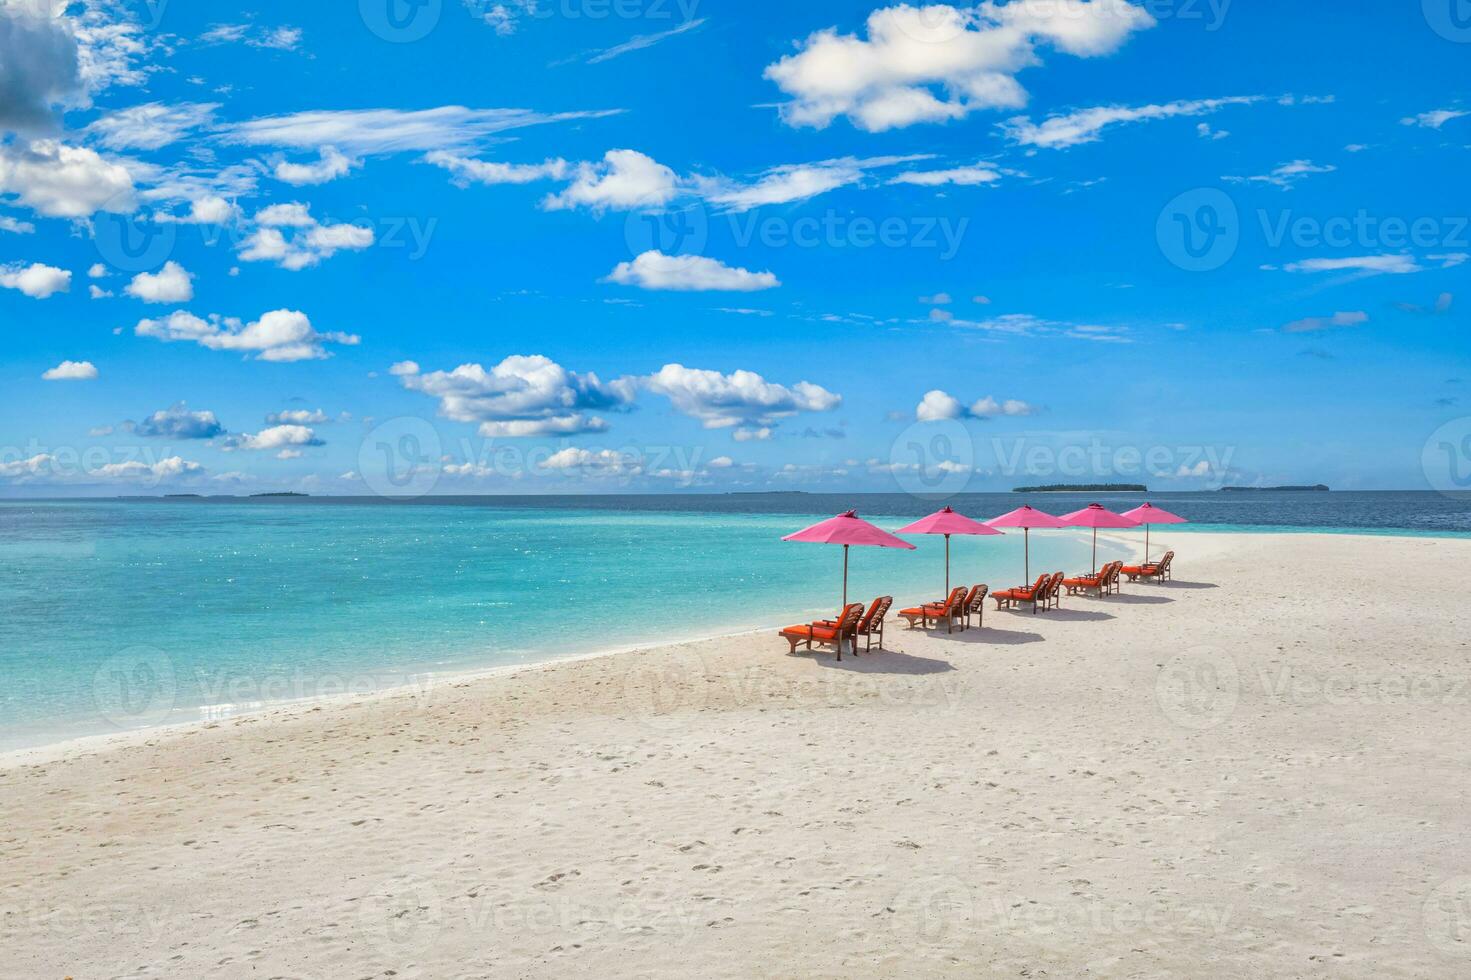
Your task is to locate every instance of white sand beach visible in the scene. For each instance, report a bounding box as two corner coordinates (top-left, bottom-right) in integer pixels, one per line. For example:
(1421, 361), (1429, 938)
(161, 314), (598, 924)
(5, 531), (1471, 978)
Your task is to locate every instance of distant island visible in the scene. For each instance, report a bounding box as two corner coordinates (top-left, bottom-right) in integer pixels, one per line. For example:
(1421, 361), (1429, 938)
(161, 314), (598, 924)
(163, 494), (202, 498)
(1220, 485), (1329, 492)
(1013, 484), (1147, 493)
(250, 492), (310, 498)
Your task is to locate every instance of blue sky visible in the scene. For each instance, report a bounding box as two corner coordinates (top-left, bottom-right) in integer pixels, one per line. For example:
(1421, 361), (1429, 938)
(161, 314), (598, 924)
(0, 0), (1467, 496)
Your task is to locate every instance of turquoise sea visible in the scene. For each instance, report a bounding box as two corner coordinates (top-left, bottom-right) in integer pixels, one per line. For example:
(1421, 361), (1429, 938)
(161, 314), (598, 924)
(1, 491), (1466, 750)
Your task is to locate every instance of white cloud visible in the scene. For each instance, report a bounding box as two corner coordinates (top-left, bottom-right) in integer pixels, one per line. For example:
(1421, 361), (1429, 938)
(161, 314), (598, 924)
(916, 389), (966, 421)
(1002, 96), (1260, 149)
(1197, 121), (1229, 140)
(0, 214), (35, 233)
(1282, 310), (1369, 333)
(397, 355), (637, 437)
(424, 151), (570, 187)
(88, 456), (204, 481)
(1223, 159), (1335, 189)
(41, 359), (97, 381)
(223, 425), (323, 452)
(0, 0), (80, 132)
(89, 284), (111, 298)
(88, 262), (107, 278)
(237, 203), (374, 270)
(1283, 255), (1419, 275)
(154, 195), (239, 225)
(0, 140), (135, 217)
(1429, 253), (1469, 269)
(644, 363), (841, 430)
(543, 149), (679, 212)
(133, 402), (225, 439)
(764, 1), (1156, 132)
(273, 146), (356, 186)
(125, 260), (193, 303)
(85, 101), (218, 150)
(970, 395), (1038, 417)
(540, 447), (644, 476)
(916, 389), (1035, 420)
(694, 155), (926, 212)
(201, 23), (303, 51)
(1401, 109), (1469, 130)
(585, 18), (707, 64)
(605, 251), (779, 292)
(1, 261), (70, 298)
(464, 0), (538, 35)
(134, 309), (360, 361)
(733, 427), (773, 442)
(890, 164), (1003, 186)
(265, 408), (330, 425)
(223, 106), (621, 156)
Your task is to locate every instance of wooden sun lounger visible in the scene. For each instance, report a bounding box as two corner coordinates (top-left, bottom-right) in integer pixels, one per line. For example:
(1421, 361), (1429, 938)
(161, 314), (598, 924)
(899, 586), (968, 633)
(993, 574), (1049, 612)
(1065, 560), (1123, 596)
(1122, 551), (1174, 583)
(963, 584), (989, 630)
(781, 603), (866, 660)
(817, 596), (892, 654)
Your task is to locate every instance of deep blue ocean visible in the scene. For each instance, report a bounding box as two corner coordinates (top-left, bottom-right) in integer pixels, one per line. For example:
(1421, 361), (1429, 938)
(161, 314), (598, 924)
(1, 491), (1466, 749)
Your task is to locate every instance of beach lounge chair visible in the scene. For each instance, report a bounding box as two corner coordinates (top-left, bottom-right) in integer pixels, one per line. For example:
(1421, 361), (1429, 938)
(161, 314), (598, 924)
(780, 603), (865, 660)
(1123, 551), (1174, 583)
(992, 574), (1049, 612)
(899, 586), (968, 633)
(1041, 572), (1065, 611)
(1104, 560), (1123, 595)
(1065, 561), (1122, 597)
(817, 596), (892, 654)
(963, 584), (989, 630)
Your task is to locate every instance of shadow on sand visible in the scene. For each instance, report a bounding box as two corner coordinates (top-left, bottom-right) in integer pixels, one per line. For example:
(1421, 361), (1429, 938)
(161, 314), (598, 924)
(990, 607), (1117, 623)
(1084, 593), (1174, 606)
(1147, 580), (1219, 591)
(805, 648), (957, 674)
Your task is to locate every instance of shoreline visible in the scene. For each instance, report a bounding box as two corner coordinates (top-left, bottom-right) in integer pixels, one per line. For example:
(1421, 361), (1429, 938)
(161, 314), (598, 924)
(0, 527), (1433, 764)
(0, 527), (1157, 763)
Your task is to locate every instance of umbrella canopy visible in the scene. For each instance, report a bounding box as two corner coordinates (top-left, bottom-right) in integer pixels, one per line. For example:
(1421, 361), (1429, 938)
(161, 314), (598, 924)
(984, 505), (1069, 582)
(1060, 503), (1140, 573)
(783, 511), (916, 607)
(1120, 503), (1189, 564)
(896, 506), (1004, 596)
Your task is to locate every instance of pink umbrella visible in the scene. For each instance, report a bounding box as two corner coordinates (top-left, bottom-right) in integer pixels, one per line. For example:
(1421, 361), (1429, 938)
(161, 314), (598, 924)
(985, 505), (1069, 582)
(783, 510), (916, 607)
(1120, 503), (1189, 565)
(1060, 503), (1141, 573)
(896, 506), (1004, 597)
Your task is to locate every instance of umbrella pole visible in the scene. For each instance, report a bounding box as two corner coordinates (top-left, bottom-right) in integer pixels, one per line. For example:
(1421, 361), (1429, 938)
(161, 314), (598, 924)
(842, 544), (849, 607)
(1092, 527), (1098, 574)
(1145, 525), (1151, 564)
(1024, 527), (1030, 583)
(944, 534), (950, 596)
